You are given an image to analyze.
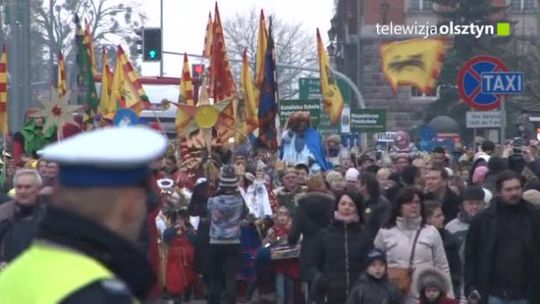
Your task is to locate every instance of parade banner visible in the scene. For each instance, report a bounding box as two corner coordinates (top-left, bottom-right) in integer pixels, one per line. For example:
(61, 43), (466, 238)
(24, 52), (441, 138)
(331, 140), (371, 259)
(255, 10), (268, 102)
(210, 3), (237, 141)
(316, 28), (344, 124)
(241, 49), (258, 134)
(380, 38), (446, 95)
(350, 109), (387, 133)
(99, 48), (114, 115)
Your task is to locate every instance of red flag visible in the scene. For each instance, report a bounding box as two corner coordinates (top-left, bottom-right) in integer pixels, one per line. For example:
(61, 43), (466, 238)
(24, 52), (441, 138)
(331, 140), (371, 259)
(210, 3), (237, 141)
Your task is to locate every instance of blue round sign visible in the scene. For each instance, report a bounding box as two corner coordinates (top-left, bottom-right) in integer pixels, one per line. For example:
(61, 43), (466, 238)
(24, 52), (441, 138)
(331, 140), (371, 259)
(113, 108), (139, 127)
(457, 55), (508, 111)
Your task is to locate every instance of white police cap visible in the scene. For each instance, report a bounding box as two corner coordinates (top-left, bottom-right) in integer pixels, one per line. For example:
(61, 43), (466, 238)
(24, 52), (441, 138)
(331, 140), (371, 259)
(38, 126), (167, 187)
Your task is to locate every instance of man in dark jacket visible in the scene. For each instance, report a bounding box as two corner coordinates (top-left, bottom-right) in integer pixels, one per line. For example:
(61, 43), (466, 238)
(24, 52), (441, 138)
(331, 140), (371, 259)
(288, 191), (334, 282)
(356, 172), (391, 238)
(425, 166), (462, 224)
(0, 169), (45, 264)
(465, 170), (540, 304)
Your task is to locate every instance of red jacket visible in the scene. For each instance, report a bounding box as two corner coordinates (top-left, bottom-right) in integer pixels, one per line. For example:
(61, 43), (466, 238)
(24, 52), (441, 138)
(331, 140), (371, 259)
(420, 296), (458, 304)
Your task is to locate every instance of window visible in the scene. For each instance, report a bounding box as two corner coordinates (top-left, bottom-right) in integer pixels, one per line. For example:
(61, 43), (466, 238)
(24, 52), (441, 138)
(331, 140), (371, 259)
(510, 0), (535, 11)
(410, 86), (438, 99)
(409, 0), (433, 11)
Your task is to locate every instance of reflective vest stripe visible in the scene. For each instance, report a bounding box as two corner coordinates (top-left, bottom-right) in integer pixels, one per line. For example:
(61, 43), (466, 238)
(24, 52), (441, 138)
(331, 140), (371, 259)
(0, 242), (114, 303)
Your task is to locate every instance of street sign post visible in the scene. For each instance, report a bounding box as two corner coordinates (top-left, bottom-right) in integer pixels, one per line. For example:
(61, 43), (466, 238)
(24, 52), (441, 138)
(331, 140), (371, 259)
(457, 55), (525, 143)
(466, 111), (502, 128)
(350, 109), (386, 133)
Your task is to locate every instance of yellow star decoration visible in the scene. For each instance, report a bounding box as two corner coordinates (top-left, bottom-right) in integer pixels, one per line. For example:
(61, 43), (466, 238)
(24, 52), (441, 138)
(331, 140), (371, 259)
(175, 76), (237, 137)
(33, 87), (82, 132)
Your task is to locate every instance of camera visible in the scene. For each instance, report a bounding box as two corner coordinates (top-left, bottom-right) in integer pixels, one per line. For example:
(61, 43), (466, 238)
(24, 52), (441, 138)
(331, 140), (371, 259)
(513, 137), (525, 155)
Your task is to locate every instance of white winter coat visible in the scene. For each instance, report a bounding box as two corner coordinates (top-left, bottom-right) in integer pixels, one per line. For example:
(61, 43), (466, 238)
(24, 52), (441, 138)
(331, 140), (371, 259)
(374, 217), (454, 304)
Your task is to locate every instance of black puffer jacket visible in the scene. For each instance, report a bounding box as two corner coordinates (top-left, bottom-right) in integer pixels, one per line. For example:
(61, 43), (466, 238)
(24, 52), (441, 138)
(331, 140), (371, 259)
(439, 228), (462, 299)
(346, 273), (403, 304)
(288, 192), (334, 281)
(307, 220), (372, 304)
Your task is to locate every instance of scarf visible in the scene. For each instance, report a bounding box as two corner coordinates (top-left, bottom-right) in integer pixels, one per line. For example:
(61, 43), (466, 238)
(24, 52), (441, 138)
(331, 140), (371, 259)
(334, 211), (359, 224)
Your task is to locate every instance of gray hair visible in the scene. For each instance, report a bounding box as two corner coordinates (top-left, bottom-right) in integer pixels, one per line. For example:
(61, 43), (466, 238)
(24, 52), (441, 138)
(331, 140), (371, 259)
(13, 169), (43, 187)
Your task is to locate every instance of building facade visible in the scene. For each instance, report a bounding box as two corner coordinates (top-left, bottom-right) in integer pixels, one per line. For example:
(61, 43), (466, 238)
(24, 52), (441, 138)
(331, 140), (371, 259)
(330, 0), (539, 131)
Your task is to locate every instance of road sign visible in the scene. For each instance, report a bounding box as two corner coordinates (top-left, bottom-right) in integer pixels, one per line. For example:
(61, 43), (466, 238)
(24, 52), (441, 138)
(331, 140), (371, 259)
(350, 109), (386, 133)
(114, 108), (139, 127)
(299, 78), (322, 100)
(466, 111), (501, 128)
(481, 72), (524, 94)
(374, 132), (397, 142)
(279, 100), (321, 127)
(457, 55), (508, 110)
(298, 77), (351, 104)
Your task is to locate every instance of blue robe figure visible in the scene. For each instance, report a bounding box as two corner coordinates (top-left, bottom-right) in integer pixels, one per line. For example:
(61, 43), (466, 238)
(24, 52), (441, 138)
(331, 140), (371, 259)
(279, 112), (331, 171)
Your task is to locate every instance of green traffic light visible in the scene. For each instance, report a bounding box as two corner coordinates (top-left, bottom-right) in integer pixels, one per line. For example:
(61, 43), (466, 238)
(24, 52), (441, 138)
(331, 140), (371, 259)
(149, 50), (157, 59)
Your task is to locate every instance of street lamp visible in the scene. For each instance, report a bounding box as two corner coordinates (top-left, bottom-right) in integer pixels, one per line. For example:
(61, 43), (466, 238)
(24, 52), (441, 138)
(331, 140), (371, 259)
(327, 43), (336, 58)
(328, 28), (336, 42)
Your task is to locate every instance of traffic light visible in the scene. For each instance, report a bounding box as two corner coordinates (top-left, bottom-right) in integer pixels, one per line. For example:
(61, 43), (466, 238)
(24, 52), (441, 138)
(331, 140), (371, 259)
(191, 64), (205, 79)
(142, 28), (162, 61)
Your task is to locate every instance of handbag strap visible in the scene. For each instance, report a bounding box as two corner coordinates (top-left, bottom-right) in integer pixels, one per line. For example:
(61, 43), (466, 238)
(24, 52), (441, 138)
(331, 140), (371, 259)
(408, 228), (422, 268)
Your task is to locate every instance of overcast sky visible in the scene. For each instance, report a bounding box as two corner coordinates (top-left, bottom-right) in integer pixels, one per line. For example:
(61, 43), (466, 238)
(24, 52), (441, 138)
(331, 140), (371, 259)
(140, 0), (334, 77)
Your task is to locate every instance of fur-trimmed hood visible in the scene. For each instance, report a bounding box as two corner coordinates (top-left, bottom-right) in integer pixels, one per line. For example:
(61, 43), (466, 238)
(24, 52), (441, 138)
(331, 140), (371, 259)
(415, 267), (451, 294)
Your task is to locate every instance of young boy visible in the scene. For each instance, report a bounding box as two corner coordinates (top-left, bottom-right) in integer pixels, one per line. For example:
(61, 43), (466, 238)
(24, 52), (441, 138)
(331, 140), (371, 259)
(417, 267), (457, 304)
(346, 249), (402, 304)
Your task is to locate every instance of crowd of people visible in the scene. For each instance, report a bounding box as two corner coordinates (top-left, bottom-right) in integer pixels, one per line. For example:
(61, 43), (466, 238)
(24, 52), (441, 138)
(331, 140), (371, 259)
(1, 112), (540, 304)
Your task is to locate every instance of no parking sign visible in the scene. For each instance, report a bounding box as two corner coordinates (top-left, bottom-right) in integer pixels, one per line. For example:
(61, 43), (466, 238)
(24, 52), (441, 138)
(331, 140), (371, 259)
(457, 56), (508, 110)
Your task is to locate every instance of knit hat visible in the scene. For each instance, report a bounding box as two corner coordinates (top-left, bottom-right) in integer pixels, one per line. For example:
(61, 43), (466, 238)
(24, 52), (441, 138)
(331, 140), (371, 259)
(366, 249), (387, 266)
(463, 186), (485, 201)
(218, 165), (238, 189)
(345, 167), (360, 182)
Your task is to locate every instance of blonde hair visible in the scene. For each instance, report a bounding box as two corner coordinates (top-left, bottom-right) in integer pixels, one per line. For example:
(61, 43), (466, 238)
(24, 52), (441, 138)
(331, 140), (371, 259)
(325, 171), (344, 185)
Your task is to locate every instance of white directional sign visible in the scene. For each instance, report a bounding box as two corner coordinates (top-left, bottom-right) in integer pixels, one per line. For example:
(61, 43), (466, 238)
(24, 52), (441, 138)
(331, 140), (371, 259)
(466, 111), (502, 128)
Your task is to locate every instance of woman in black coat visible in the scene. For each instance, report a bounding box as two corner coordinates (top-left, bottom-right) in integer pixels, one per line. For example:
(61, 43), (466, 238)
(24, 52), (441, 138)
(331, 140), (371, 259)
(306, 192), (372, 304)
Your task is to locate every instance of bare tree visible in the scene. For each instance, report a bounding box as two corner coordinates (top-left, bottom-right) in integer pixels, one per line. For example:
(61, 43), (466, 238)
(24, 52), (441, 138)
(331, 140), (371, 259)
(31, 0), (146, 83)
(223, 8), (317, 99)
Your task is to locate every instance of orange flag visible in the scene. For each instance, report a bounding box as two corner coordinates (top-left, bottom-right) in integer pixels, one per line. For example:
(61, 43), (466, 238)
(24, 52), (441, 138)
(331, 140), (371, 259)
(202, 12), (213, 59)
(0, 47), (7, 135)
(210, 3), (237, 141)
(110, 46), (148, 114)
(57, 52), (67, 97)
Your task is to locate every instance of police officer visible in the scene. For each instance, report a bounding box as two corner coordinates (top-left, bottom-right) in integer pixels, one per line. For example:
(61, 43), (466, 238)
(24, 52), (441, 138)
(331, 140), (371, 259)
(0, 126), (167, 303)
